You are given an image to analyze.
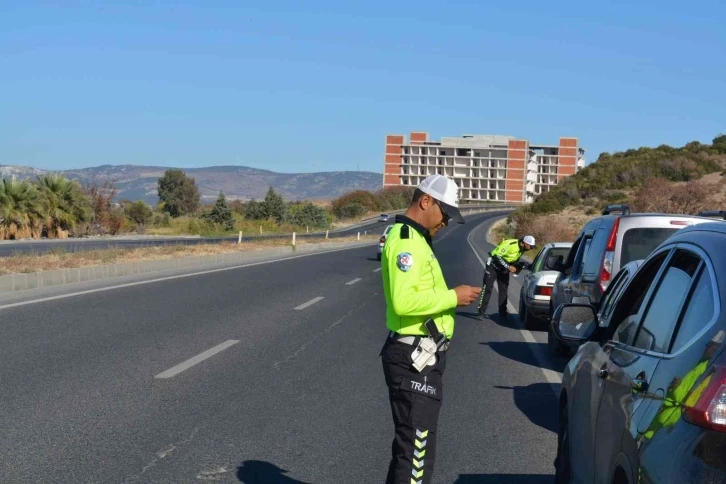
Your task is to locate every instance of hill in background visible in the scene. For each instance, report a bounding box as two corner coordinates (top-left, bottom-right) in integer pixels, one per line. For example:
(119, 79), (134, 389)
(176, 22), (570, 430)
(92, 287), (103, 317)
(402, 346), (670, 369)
(506, 134), (726, 248)
(0, 164), (383, 205)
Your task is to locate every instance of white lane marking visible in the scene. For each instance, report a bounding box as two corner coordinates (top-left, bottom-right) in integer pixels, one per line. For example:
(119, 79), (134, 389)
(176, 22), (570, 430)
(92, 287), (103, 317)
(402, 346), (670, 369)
(0, 245), (370, 311)
(294, 296), (324, 310)
(346, 278), (362, 285)
(467, 218), (561, 396)
(373, 268), (382, 273)
(155, 340), (239, 379)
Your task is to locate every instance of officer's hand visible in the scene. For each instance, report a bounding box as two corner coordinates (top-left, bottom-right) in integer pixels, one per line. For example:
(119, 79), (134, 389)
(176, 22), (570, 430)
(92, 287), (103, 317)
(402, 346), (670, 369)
(454, 285), (481, 306)
(508, 266), (517, 274)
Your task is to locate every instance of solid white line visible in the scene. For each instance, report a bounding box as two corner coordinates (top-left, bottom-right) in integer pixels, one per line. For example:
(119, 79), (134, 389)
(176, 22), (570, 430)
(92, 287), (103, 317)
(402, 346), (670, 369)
(0, 245), (369, 311)
(467, 218), (562, 396)
(154, 340), (239, 379)
(346, 278), (362, 285)
(294, 296), (324, 310)
(373, 268), (382, 273)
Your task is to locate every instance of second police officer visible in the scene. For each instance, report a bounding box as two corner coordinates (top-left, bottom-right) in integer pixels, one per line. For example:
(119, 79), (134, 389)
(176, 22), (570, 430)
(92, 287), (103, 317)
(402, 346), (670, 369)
(476, 234), (535, 319)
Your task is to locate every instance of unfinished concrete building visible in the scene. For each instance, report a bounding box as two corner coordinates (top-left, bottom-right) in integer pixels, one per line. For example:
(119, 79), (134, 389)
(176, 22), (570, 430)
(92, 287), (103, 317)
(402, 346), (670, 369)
(383, 132), (586, 204)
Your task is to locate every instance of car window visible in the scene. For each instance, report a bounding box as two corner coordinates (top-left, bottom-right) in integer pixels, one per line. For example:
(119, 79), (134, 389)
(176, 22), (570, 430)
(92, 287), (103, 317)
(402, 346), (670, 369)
(633, 250), (701, 353)
(572, 236), (593, 278)
(583, 228), (608, 281)
(620, 227), (680, 267)
(564, 236), (583, 272)
(599, 267), (631, 323)
(534, 247), (569, 273)
(611, 251), (669, 345)
(670, 267), (716, 353)
(530, 248), (546, 273)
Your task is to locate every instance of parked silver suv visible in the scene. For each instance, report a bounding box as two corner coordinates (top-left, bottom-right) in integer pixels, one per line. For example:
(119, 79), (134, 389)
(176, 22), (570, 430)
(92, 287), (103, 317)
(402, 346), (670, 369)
(545, 204), (723, 356)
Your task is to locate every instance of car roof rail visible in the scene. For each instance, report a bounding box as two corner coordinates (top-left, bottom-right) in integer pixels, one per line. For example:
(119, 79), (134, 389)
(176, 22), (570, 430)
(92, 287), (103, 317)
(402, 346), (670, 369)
(698, 210), (726, 220)
(602, 204), (631, 216)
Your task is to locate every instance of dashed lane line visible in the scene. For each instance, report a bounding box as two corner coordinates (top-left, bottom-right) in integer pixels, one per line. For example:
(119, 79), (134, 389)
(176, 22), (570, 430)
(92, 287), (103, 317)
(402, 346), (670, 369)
(294, 296), (325, 311)
(155, 340), (239, 379)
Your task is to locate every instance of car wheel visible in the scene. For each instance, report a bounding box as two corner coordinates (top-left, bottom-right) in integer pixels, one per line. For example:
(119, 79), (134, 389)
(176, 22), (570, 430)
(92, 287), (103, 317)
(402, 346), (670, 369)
(376, 253), (381, 261)
(519, 292), (539, 331)
(554, 404), (572, 483)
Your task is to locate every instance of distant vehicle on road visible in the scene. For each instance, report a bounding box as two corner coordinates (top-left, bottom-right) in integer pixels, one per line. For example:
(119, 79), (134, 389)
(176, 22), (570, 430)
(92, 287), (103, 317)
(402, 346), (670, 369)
(545, 204), (723, 356)
(377, 224), (393, 261)
(378, 213), (389, 222)
(517, 242), (572, 330)
(552, 221), (726, 484)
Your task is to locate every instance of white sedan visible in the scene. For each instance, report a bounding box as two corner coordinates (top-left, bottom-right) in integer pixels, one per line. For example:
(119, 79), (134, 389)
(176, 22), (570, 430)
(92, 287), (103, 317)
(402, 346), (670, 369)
(518, 242), (573, 330)
(377, 224), (394, 261)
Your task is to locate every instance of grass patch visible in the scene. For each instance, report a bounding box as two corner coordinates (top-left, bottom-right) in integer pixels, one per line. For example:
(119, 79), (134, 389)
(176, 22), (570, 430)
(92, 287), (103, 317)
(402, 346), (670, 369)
(0, 234), (379, 276)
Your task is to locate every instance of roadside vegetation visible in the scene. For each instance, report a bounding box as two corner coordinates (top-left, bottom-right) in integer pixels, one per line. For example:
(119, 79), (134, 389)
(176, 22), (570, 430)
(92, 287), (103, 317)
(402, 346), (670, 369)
(507, 134), (726, 247)
(0, 168), (418, 241)
(0, 234), (380, 276)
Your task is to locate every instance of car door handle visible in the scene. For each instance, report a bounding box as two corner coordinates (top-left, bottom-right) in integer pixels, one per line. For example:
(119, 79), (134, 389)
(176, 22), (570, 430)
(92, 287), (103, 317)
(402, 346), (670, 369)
(632, 377), (649, 393)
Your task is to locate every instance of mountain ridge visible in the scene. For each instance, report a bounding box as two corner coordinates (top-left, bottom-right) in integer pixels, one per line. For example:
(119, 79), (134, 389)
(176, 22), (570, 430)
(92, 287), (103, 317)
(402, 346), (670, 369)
(0, 164), (384, 205)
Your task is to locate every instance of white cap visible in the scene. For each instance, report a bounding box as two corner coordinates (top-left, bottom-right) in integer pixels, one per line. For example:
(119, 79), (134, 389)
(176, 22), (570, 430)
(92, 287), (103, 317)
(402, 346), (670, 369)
(522, 235), (536, 247)
(417, 174), (464, 224)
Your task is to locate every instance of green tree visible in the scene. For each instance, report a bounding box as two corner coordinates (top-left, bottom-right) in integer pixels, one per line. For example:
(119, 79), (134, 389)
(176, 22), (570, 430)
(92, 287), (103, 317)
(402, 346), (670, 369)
(337, 203), (366, 219)
(261, 186), (286, 223)
(331, 190), (379, 218)
(286, 202), (328, 228)
(157, 169), (201, 217)
(244, 199), (266, 220)
(713, 134), (726, 154)
(36, 174), (91, 238)
(204, 191), (234, 230)
(126, 200), (154, 228)
(0, 178), (45, 239)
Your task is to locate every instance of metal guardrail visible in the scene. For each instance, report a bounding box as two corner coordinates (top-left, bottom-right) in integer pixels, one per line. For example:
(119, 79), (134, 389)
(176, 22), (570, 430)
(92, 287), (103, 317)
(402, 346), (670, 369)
(0, 205), (520, 257)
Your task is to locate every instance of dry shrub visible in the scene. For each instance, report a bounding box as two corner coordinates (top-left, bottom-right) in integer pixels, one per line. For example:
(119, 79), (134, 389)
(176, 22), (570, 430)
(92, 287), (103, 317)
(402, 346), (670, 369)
(513, 212), (579, 245)
(632, 177), (717, 214)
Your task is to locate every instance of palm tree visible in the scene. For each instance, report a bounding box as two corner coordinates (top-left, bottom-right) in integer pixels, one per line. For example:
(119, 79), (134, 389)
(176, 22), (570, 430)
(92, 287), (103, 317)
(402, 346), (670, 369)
(35, 174), (91, 238)
(0, 177), (45, 239)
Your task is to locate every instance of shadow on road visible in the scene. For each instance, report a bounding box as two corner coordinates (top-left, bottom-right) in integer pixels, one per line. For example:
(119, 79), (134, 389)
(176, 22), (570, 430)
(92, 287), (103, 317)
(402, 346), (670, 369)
(455, 311), (520, 330)
(493, 383), (559, 434)
(481, 341), (567, 374)
(366, 257), (380, 262)
(454, 474), (552, 483)
(237, 460), (311, 484)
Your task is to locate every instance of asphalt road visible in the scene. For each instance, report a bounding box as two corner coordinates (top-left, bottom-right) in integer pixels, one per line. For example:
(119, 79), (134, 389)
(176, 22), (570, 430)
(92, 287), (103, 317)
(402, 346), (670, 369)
(0, 210), (564, 483)
(0, 218), (393, 257)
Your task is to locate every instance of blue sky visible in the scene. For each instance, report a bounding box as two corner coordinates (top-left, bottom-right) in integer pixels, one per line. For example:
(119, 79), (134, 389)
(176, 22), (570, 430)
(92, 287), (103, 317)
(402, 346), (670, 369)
(1, 0), (724, 173)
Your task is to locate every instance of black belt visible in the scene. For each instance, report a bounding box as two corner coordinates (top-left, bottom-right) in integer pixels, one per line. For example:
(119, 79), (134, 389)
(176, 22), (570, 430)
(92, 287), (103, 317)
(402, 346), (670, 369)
(388, 331), (451, 352)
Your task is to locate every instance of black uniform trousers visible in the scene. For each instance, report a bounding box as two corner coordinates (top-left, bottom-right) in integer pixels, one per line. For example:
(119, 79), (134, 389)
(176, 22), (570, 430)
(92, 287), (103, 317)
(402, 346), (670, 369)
(477, 264), (510, 315)
(381, 337), (446, 484)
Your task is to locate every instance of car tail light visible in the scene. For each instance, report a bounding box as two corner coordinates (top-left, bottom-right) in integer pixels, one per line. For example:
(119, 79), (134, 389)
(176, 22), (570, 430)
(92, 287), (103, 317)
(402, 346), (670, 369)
(535, 286), (553, 296)
(380, 236), (386, 244)
(599, 217), (619, 292)
(683, 366), (726, 433)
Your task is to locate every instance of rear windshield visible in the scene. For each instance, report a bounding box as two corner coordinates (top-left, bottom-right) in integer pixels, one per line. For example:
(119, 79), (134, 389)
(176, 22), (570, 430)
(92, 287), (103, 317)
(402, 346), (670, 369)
(620, 228), (679, 266)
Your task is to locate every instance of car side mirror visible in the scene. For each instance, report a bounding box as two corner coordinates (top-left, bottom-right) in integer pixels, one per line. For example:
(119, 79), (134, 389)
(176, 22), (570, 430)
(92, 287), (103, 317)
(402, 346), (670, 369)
(552, 303), (599, 344)
(545, 255), (564, 272)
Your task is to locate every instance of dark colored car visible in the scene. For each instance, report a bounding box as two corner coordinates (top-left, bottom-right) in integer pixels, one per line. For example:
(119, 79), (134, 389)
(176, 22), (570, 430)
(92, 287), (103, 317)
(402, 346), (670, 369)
(551, 222), (726, 483)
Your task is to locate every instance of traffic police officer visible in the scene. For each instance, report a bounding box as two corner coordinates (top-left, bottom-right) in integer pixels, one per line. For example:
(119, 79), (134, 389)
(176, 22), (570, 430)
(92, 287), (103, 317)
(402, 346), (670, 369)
(476, 235), (535, 319)
(380, 174), (481, 484)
